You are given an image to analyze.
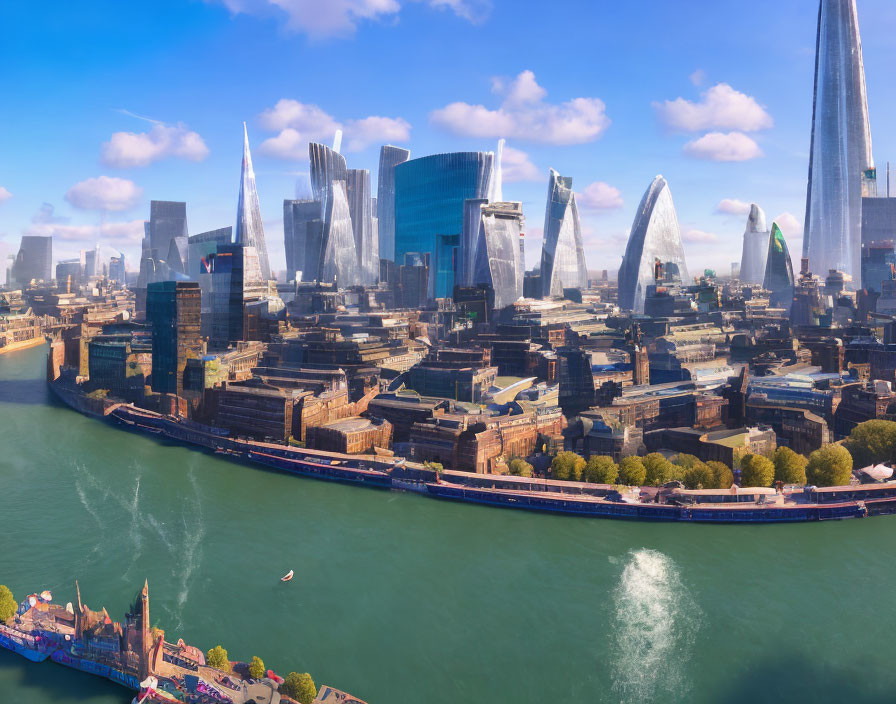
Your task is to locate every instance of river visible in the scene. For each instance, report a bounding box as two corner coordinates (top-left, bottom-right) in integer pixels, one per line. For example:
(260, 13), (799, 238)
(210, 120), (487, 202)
(0, 344), (894, 704)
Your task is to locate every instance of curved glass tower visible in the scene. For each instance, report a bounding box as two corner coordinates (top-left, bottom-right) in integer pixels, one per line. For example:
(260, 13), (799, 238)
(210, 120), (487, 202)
(739, 204), (770, 285)
(346, 168), (378, 285)
(473, 202), (525, 309)
(394, 151), (495, 298)
(763, 222), (795, 309)
(803, 0), (874, 284)
(377, 146), (411, 263)
(540, 169), (587, 298)
(618, 175), (689, 313)
(235, 124), (271, 281)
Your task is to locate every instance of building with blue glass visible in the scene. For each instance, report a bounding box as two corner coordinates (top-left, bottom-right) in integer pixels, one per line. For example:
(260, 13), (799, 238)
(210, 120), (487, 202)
(394, 151), (495, 299)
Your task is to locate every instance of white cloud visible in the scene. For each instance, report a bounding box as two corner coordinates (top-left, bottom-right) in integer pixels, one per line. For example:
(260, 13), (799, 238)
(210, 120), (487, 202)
(577, 181), (623, 211)
(689, 69), (707, 87)
(683, 132), (762, 162)
(655, 83), (773, 132)
(206, 0), (486, 39)
(101, 123), (209, 168)
(715, 198), (752, 215)
(683, 229), (719, 243)
(0, 187), (11, 204)
(773, 212), (803, 238)
(501, 146), (539, 182)
(259, 99), (410, 157)
(65, 176), (143, 212)
(430, 70), (610, 145)
(26, 219), (145, 244)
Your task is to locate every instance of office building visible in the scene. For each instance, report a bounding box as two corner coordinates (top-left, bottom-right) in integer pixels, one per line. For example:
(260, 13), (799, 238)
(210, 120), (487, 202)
(146, 281), (202, 396)
(187, 227), (233, 280)
(739, 204), (770, 285)
(377, 145), (411, 262)
(472, 202), (525, 309)
(763, 223), (796, 309)
(109, 253), (126, 283)
(207, 244), (266, 349)
(235, 123), (272, 281)
(148, 201), (188, 262)
(12, 235), (52, 285)
(284, 200), (323, 283)
(345, 168), (378, 285)
(540, 169), (587, 298)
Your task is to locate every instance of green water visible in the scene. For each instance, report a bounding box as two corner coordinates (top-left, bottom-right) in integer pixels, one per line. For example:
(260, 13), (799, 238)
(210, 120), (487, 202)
(1, 345), (896, 704)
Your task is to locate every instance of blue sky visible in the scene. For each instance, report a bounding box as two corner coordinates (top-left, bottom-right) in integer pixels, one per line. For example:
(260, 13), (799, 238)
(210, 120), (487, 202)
(2, 0), (896, 278)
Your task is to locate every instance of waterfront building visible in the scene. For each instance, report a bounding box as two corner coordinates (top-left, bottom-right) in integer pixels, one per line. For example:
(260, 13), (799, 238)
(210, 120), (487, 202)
(187, 226), (232, 281)
(345, 168), (378, 285)
(394, 151), (495, 298)
(405, 359), (497, 403)
(803, 0), (875, 283)
(284, 199), (323, 283)
(763, 223), (796, 310)
(472, 202), (525, 310)
(11, 235), (52, 285)
(377, 145), (411, 261)
(618, 176), (689, 313)
(235, 123), (272, 281)
(306, 416), (393, 454)
(739, 204), (770, 285)
(146, 281), (202, 397)
(540, 169), (587, 299)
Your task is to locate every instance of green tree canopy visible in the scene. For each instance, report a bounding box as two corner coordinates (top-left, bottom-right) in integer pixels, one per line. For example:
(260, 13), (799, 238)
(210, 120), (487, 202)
(674, 454), (704, 470)
(0, 585), (16, 623)
(844, 420), (896, 468)
(508, 458), (533, 477)
(248, 655), (265, 680)
(643, 453), (676, 487)
(206, 645), (230, 672)
(282, 672), (317, 704)
(806, 445), (853, 487)
(740, 454), (775, 488)
(682, 463), (714, 490)
(772, 447), (808, 485)
(706, 461), (734, 489)
(551, 451), (585, 481)
(583, 456), (618, 484)
(617, 456), (646, 487)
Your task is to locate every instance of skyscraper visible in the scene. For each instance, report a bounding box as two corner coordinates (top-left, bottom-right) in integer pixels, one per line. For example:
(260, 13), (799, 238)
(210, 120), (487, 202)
(284, 200), (323, 283)
(540, 169), (587, 299)
(763, 222), (796, 309)
(235, 123), (272, 281)
(618, 176), (689, 313)
(472, 202), (525, 309)
(109, 253), (126, 283)
(148, 201), (188, 261)
(321, 183), (359, 286)
(345, 168), (378, 285)
(458, 198), (489, 287)
(11, 235), (52, 285)
(739, 204), (770, 285)
(188, 227), (233, 280)
(394, 151), (495, 298)
(803, 0), (874, 284)
(207, 244), (265, 349)
(146, 280), (201, 396)
(377, 146), (411, 262)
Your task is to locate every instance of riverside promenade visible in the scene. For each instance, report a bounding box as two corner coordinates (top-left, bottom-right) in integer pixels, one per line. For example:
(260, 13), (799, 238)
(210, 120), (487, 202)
(47, 377), (896, 525)
(0, 580), (365, 704)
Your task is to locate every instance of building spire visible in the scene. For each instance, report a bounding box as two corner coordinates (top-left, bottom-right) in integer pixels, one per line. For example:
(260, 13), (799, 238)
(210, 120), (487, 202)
(235, 122), (272, 281)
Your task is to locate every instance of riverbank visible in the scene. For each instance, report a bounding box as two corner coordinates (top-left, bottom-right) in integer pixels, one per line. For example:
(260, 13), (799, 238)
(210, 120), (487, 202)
(47, 376), (896, 525)
(0, 335), (45, 356)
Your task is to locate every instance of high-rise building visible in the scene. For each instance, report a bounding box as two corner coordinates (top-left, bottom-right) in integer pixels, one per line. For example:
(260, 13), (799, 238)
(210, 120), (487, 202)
(109, 253), (126, 283)
(284, 200), (323, 283)
(377, 145), (410, 262)
(458, 198), (488, 288)
(148, 201), (188, 262)
(803, 0), (875, 283)
(345, 169), (378, 285)
(472, 202), (525, 309)
(310, 142), (348, 216)
(207, 244), (265, 349)
(320, 183), (359, 286)
(56, 259), (83, 288)
(399, 252), (430, 309)
(147, 280), (202, 396)
(12, 235), (52, 285)
(394, 151), (495, 298)
(763, 222), (796, 309)
(618, 176), (689, 313)
(862, 240), (896, 294)
(83, 246), (100, 279)
(235, 123), (272, 282)
(540, 169), (588, 299)
(739, 204), (770, 285)
(188, 227), (233, 280)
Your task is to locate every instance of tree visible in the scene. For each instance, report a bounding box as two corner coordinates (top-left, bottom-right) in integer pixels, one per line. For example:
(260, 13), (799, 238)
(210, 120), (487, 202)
(706, 461), (734, 489)
(643, 453), (675, 487)
(583, 456), (618, 484)
(508, 458), (533, 477)
(282, 672), (317, 704)
(206, 645), (230, 672)
(551, 451), (585, 481)
(617, 456), (646, 487)
(740, 454), (775, 488)
(682, 463), (714, 490)
(674, 454), (703, 470)
(772, 447), (808, 485)
(844, 420), (896, 467)
(249, 655), (265, 680)
(0, 586), (15, 623)
(807, 445), (853, 487)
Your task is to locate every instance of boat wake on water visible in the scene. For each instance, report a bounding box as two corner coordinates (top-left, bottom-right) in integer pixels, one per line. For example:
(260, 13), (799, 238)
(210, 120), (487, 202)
(609, 549), (701, 704)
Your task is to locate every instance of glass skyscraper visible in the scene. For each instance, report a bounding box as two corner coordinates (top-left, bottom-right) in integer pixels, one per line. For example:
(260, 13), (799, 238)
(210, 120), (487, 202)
(235, 123), (272, 282)
(12, 235), (52, 285)
(283, 200), (323, 283)
(394, 151), (495, 299)
(763, 223), (796, 310)
(346, 168), (378, 285)
(472, 202), (525, 310)
(377, 146), (410, 262)
(739, 204), (770, 285)
(540, 169), (588, 299)
(803, 0), (874, 284)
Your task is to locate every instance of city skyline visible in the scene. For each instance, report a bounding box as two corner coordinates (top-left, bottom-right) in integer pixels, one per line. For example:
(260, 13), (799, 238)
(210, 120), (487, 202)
(3, 0), (896, 277)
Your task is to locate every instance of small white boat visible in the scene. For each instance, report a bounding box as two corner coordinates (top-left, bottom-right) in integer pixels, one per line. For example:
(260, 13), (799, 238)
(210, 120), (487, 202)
(280, 570), (294, 582)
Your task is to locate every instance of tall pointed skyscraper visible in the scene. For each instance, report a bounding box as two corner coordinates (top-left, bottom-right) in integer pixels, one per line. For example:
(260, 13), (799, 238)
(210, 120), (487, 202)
(739, 204), (770, 285)
(803, 0), (874, 284)
(235, 123), (272, 281)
